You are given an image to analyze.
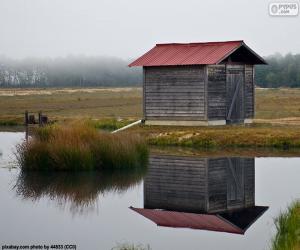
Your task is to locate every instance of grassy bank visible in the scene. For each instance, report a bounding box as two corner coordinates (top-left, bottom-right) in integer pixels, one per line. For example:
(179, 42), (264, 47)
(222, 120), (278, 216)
(16, 123), (148, 171)
(272, 201), (300, 250)
(130, 124), (300, 149)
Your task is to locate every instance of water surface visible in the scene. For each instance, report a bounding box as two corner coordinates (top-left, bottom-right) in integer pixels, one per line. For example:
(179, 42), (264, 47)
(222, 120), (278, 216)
(0, 132), (299, 250)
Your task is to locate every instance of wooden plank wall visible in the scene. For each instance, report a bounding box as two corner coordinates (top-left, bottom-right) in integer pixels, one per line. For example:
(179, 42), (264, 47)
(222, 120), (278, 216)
(207, 65), (227, 120)
(244, 65), (254, 118)
(144, 155), (207, 213)
(144, 66), (206, 121)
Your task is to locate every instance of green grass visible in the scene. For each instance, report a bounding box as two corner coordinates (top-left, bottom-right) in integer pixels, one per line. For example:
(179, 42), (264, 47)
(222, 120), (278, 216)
(272, 201), (300, 250)
(89, 118), (134, 131)
(0, 117), (23, 126)
(16, 122), (148, 171)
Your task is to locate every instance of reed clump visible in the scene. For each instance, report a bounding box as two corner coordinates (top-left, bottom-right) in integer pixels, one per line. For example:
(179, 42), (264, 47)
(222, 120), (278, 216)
(272, 201), (300, 250)
(16, 123), (148, 171)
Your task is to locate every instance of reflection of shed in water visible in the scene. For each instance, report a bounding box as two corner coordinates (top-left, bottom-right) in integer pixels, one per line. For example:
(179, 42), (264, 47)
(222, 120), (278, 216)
(131, 155), (268, 234)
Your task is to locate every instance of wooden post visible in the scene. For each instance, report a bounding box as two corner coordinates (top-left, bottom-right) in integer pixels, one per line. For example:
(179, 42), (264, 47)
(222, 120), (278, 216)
(25, 110), (29, 126)
(38, 111), (42, 127)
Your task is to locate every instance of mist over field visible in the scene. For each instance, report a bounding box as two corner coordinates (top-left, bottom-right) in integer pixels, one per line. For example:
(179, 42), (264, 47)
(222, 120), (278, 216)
(0, 53), (299, 88)
(0, 55), (142, 87)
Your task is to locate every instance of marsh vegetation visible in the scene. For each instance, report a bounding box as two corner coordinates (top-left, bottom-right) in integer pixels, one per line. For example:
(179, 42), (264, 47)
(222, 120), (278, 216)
(16, 123), (148, 170)
(272, 201), (300, 250)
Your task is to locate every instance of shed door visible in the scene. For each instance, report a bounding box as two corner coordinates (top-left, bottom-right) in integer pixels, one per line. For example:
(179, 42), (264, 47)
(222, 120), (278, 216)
(226, 65), (244, 124)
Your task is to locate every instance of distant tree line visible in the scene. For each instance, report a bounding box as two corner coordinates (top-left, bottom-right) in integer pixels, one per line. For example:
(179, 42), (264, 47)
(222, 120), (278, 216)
(255, 53), (300, 88)
(0, 55), (142, 88)
(0, 53), (299, 88)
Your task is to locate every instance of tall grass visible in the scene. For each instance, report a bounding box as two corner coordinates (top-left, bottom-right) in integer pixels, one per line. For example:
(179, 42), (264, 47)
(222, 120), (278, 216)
(272, 201), (300, 250)
(16, 123), (148, 171)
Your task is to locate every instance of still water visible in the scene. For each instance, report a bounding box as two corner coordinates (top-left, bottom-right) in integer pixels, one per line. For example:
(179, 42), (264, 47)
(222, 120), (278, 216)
(0, 132), (300, 250)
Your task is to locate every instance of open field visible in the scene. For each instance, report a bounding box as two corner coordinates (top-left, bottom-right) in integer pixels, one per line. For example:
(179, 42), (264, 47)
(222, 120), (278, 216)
(256, 88), (300, 123)
(1, 87), (300, 148)
(1, 87), (300, 124)
(0, 87), (142, 125)
(0, 87), (300, 122)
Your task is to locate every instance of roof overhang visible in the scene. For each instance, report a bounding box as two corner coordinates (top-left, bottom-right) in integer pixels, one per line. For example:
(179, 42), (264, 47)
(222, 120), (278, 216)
(129, 40), (267, 67)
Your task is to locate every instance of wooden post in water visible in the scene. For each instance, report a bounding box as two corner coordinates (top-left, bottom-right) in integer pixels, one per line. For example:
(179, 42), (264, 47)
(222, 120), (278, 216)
(25, 110), (29, 141)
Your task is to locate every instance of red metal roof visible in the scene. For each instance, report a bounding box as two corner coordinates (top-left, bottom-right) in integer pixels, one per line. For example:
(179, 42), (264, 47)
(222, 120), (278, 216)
(129, 40), (266, 67)
(129, 41), (244, 67)
(130, 207), (244, 234)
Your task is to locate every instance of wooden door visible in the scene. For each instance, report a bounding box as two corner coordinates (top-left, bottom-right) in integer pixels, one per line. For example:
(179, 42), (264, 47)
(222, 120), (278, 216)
(226, 65), (245, 124)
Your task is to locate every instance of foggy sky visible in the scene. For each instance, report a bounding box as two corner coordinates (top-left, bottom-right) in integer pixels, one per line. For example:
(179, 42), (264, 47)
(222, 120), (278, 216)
(0, 0), (299, 59)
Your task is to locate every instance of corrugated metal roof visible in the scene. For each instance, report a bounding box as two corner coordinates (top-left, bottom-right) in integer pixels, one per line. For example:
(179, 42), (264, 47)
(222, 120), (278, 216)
(130, 207), (243, 234)
(129, 40), (265, 67)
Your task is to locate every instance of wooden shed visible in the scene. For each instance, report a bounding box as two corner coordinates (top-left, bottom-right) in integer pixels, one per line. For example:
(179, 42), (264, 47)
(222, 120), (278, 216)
(129, 40), (266, 125)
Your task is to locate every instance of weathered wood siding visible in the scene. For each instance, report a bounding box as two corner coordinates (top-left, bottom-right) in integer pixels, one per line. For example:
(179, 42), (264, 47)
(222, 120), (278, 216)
(244, 65), (254, 118)
(144, 66), (206, 120)
(144, 155), (207, 213)
(207, 65), (227, 120)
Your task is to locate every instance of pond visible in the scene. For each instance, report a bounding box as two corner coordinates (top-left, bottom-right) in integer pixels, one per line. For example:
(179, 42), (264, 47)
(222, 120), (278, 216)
(0, 131), (300, 250)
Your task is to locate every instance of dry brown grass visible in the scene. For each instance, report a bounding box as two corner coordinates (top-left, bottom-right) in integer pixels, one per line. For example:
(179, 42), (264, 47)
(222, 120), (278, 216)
(16, 122), (148, 170)
(256, 88), (300, 120)
(1, 87), (300, 125)
(2, 87), (300, 148)
(0, 87), (142, 124)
